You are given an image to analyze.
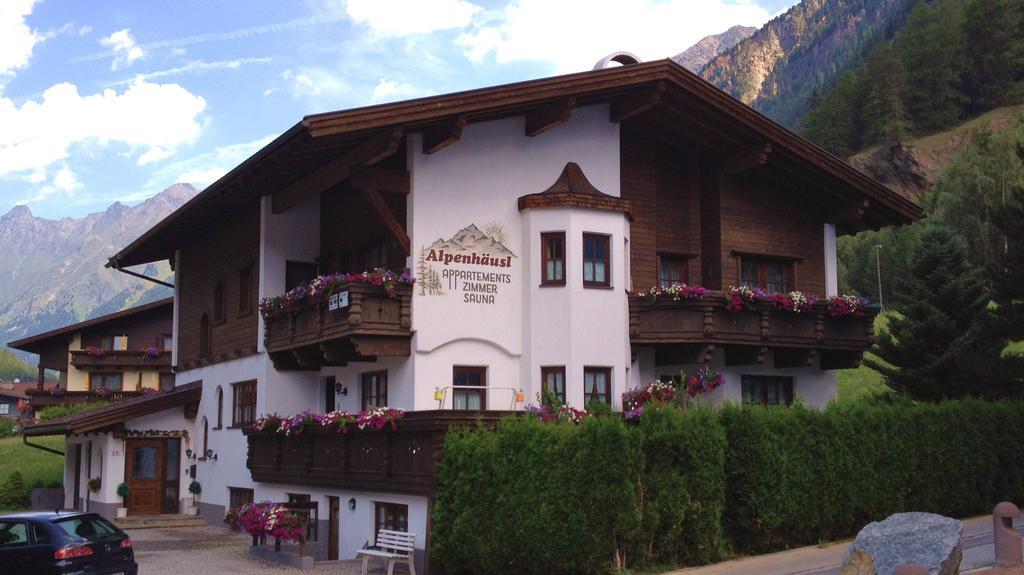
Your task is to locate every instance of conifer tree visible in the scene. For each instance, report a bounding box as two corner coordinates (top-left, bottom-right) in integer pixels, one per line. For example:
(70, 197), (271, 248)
(899, 1), (966, 132)
(990, 183), (1024, 340)
(0, 471), (30, 510)
(866, 224), (1020, 400)
(963, 0), (1024, 112)
(862, 43), (911, 146)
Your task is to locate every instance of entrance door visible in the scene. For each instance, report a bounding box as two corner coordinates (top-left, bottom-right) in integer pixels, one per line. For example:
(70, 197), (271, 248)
(125, 439), (164, 515)
(328, 497), (340, 561)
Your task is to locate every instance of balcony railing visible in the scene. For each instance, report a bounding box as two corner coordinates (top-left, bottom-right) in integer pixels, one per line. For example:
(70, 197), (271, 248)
(263, 283), (412, 370)
(70, 350), (171, 369)
(25, 388), (145, 410)
(244, 411), (508, 496)
(628, 291), (877, 369)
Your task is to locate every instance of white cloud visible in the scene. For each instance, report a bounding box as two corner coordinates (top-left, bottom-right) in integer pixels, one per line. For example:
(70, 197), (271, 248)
(371, 78), (418, 102)
(0, 0), (41, 82)
(346, 0), (482, 36)
(18, 163), (82, 204)
(100, 28), (145, 70)
(0, 79), (207, 181)
(458, 0), (771, 73)
(276, 68), (351, 100)
(141, 134), (276, 194)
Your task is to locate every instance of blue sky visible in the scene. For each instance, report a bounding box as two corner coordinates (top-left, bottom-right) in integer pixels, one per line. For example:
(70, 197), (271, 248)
(0, 0), (798, 219)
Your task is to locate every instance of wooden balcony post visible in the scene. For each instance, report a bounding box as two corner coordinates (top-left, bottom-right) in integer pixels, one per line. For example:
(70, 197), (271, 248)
(348, 288), (363, 327)
(37, 366), (45, 390)
(400, 289), (412, 329)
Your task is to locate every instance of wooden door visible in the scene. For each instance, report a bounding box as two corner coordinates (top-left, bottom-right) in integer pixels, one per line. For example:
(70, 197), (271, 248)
(328, 497), (340, 561)
(125, 439), (164, 515)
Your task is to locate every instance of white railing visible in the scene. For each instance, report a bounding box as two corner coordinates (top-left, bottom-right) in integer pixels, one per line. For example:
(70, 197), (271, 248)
(433, 385), (525, 410)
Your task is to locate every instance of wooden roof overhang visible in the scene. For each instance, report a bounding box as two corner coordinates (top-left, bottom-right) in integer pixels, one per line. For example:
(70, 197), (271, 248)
(107, 59), (922, 269)
(7, 297), (174, 355)
(21, 381), (201, 437)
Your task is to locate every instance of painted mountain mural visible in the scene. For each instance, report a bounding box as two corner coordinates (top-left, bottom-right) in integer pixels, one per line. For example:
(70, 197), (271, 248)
(0, 184), (198, 359)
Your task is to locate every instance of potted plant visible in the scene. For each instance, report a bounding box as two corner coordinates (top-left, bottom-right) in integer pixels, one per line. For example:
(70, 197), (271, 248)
(187, 480), (201, 516)
(116, 482), (129, 518)
(87, 477), (101, 494)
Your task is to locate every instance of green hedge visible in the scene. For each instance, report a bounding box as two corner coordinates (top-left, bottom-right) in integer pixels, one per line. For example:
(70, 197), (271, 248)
(432, 399), (1024, 573)
(37, 401), (110, 422)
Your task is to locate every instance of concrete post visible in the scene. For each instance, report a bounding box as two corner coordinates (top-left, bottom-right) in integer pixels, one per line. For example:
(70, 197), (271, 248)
(994, 501), (1023, 566)
(893, 565), (928, 575)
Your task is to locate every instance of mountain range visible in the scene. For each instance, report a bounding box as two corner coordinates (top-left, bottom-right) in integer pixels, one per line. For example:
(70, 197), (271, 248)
(672, 25), (756, 72)
(0, 184), (198, 361)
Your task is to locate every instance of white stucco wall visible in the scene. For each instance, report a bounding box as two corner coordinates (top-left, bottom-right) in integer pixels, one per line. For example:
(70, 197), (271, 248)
(408, 103), (623, 411)
(824, 223), (838, 297)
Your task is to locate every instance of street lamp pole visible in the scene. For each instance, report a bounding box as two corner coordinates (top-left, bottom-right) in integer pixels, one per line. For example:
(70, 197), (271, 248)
(874, 244), (885, 313)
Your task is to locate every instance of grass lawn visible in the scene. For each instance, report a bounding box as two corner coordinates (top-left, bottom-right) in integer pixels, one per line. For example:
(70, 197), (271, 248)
(0, 435), (64, 512)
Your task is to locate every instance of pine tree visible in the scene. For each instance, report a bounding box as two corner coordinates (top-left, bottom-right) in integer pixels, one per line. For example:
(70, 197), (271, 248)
(801, 71), (864, 156)
(865, 224), (1020, 400)
(862, 43), (911, 146)
(990, 183), (1024, 339)
(963, 0), (1024, 112)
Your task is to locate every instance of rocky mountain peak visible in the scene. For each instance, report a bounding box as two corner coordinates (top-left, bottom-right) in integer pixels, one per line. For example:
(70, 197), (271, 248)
(1, 205), (33, 223)
(673, 25), (757, 72)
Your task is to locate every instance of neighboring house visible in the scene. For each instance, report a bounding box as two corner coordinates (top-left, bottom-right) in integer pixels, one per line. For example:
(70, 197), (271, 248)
(9, 299), (175, 413)
(0, 380), (53, 418)
(23, 58), (920, 571)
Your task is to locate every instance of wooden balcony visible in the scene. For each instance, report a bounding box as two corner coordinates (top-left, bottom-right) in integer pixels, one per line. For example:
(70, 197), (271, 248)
(25, 388), (145, 410)
(244, 411), (508, 496)
(263, 283), (413, 370)
(70, 350), (171, 369)
(628, 292), (877, 370)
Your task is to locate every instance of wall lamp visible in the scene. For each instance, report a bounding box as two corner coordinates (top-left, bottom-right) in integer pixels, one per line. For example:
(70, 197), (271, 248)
(197, 449), (218, 462)
(335, 382), (348, 396)
(348, 498), (357, 511)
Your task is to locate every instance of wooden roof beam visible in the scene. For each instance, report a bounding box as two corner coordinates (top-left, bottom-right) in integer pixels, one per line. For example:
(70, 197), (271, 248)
(525, 96), (575, 137)
(610, 82), (667, 123)
(358, 185), (411, 255)
(272, 128), (402, 214)
(422, 115), (466, 155)
(724, 142), (773, 174)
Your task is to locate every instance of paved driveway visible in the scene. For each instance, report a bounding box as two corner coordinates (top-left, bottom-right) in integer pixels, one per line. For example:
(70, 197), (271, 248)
(128, 524), (367, 574)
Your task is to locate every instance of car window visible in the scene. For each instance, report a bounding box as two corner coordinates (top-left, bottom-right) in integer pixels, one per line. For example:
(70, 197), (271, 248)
(54, 516), (118, 542)
(0, 521), (29, 546)
(31, 523), (51, 545)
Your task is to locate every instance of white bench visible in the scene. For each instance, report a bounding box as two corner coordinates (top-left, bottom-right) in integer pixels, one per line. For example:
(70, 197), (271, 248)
(356, 529), (417, 575)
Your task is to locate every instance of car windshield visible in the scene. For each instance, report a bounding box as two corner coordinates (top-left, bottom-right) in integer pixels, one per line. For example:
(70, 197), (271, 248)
(54, 516), (119, 542)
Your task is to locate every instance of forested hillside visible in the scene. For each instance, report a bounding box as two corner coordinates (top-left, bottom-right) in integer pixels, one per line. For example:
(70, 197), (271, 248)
(802, 0), (1024, 157)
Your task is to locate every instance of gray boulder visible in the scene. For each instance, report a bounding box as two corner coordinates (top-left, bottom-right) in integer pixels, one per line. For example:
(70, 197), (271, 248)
(839, 512), (963, 575)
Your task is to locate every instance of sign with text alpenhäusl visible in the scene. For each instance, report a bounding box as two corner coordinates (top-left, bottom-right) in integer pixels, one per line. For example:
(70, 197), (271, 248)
(415, 222), (516, 305)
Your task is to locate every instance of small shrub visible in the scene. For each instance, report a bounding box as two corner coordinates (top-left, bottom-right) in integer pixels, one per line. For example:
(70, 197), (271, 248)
(0, 418), (17, 438)
(0, 471), (30, 510)
(116, 482), (129, 499)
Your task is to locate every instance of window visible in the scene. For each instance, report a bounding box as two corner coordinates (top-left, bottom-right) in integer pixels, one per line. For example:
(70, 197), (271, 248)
(740, 258), (791, 294)
(374, 502), (408, 542)
(100, 335), (128, 351)
(583, 233), (610, 288)
(659, 256), (688, 288)
(202, 417), (209, 454)
(199, 313), (211, 357)
(215, 387), (224, 429)
(452, 366), (486, 410)
(232, 380), (257, 427)
(540, 232), (566, 286)
(238, 265), (253, 315)
(541, 366), (566, 404)
(31, 523), (50, 544)
(288, 494), (318, 542)
(213, 279), (226, 323)
(0, 404), (8, 415)
(159, 373), (175, 391)
(323, 376), (336, 413)
(583, 367), (611, 406)
(160, 334), (174, 351)
(89, 373), (123, 391)
(229, 487), (254, 511)
(286, 261), (319, 292)
(0, 521), (29, 546)
(742, 376), (794, 407)
(361, 371), (388, 411)
(54, 516), (118, 542)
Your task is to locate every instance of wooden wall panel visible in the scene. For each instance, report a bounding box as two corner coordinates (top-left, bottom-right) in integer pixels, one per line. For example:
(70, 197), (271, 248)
(717, 173), (827, 295)
(178, 202), (260, 369)
(80, 307), (172, 350)
(320, 184), (407, 274)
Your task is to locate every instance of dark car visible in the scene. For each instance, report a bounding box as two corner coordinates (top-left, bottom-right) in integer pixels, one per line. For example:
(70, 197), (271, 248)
(0, 511), (137, 575)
